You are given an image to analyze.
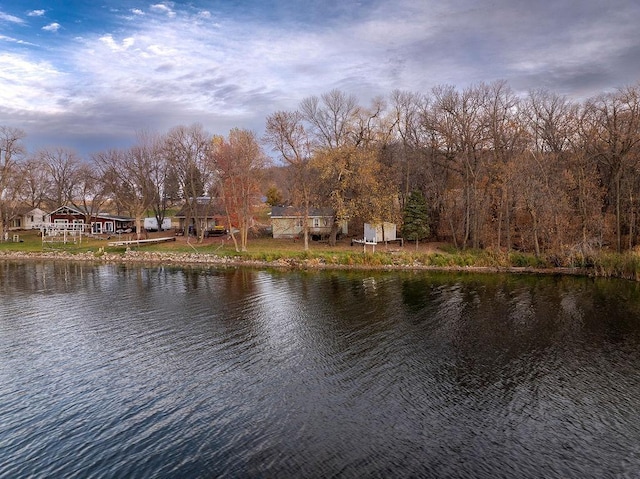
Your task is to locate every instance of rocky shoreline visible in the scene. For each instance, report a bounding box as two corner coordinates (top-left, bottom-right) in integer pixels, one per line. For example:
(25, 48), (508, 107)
(0, 249), (590, 277)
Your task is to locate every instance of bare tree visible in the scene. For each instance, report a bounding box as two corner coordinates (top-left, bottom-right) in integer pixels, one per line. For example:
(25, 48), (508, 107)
(94, 138), (156, 239)
(38, 147), (82, 207)
(136, 131), (172, 234)
(18, 157), (51, 209)
(486, 81), (527, 250)
(0, 126), (26, 238)
(162, 124), (214, 243)
(389, 90), (427, 201)
(300, 89), (359, 149)
(73, 161), (109, 230)
(351, 95), (392, 148)
(582, 85), (640, 252)
(264, 110), (314, 250)
(428, 83), (491, 249)
(524, 89), (583, 252)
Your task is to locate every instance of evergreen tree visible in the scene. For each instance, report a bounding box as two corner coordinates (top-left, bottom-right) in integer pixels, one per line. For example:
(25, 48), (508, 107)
(402, 190), (430, 248)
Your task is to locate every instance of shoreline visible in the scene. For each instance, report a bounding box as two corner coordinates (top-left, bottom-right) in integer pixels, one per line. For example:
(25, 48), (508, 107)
(0, 249), (593, 278)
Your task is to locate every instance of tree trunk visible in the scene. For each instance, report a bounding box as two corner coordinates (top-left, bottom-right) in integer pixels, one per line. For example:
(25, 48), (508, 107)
(629, 190), (634, 251)
(530, 209), (541, 257)
(135, 215), (144, 241)
(448, 214), (459, 249)
(463, 182), (471, 249)
(328, 221), (339, 246)
(303, 205), (309, 251)
(496, 189), (503, 250)
(616, 172), (622, 253)
(223, 207), (239, 252)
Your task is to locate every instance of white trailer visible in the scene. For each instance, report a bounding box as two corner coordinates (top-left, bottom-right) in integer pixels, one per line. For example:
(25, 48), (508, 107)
(144, 217), (172, 231)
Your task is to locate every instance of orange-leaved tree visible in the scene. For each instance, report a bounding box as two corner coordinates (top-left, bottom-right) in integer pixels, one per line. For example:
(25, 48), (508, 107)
(211, 129), (268, 252)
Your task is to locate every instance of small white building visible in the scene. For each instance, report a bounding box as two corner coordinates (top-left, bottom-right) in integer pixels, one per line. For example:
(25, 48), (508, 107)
(364, 222), (398, 243)
(9, 207), (46, 230)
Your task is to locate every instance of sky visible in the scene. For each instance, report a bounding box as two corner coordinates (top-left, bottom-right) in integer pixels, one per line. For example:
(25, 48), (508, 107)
(1, 0), (640, 156)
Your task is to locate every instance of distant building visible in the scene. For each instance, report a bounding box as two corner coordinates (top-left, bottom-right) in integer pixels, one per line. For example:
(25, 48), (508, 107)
(270, 206), (348, 240)
(174, 198), (226, 236)
(9, 206), (46, 230)
(47, 205), (135, 234)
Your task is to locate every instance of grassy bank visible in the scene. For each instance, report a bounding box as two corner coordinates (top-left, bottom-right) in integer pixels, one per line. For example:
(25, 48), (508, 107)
(2, 229), (640, 280)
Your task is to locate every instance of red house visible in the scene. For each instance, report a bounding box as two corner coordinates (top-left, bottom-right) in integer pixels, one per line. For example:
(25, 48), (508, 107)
(47, 205), (135, 234)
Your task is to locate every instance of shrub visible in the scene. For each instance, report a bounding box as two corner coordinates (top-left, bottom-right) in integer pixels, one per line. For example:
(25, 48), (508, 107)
(509, 252), (544, 268)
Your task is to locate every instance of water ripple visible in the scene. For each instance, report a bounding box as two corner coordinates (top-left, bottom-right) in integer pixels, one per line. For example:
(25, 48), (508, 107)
(2, 264), (640, 477)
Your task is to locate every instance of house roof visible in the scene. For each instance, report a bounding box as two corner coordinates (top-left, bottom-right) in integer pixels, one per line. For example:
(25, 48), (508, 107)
(49, 205), (133, 222)
(174, 199), (225, 219)
(270, 206), (335, 218)
(12, 205), (45, 216)
(96, 213), (135, 222)
(49, 205), (86, 216)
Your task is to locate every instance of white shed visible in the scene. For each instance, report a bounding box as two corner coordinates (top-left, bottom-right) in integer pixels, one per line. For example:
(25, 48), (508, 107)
(364, 222), (397, 243)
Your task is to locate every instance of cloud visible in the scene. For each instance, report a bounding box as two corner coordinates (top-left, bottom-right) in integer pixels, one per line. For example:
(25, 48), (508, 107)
(150, 3), (176, 18)
(0, 53), (65, 113)
(0, 11), (24, 24)
(0, 35), (37, 46)
(4, 0), (640, 156)
(42, 23), (61, 32)
(27, 10), (45, 17)
(99, 34), (135, 52)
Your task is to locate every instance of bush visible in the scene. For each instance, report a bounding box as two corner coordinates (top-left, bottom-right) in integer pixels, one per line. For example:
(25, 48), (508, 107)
(509, 252), (544, 268)
(427, 253), (452, 267)
(592, 253), (640, 280)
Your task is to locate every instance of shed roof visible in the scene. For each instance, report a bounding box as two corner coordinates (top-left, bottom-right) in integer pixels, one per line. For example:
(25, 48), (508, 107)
(270, 206), (335, 218)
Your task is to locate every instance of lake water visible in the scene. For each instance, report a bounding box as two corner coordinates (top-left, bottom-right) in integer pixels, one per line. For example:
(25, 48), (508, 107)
(1, 261), (640, 478)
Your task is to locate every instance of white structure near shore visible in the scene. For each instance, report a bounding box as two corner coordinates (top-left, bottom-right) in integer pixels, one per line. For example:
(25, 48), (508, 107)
(364, 222), (398, 243)
(9, 207), (46, 230)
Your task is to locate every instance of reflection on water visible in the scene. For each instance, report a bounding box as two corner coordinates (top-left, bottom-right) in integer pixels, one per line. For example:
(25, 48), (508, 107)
(1, 262), (640, 478)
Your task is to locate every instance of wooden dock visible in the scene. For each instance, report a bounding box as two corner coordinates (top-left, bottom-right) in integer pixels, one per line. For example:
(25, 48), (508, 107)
(107, 236), (176, 247)
(351, 238), (378, 252)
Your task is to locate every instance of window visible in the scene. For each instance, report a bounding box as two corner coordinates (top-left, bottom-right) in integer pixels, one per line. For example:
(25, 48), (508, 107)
(313, 218), (320, 228)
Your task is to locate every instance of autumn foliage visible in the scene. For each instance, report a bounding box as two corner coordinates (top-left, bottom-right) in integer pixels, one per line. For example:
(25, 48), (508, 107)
(211, 129), (267, 252)
(4, 80), (640, 257)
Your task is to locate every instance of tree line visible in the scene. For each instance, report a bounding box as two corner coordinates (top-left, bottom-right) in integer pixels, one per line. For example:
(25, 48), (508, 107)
(265, 82), (640, 254)
(0, 125), (267, 252)
(2, 79), (640, 254)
